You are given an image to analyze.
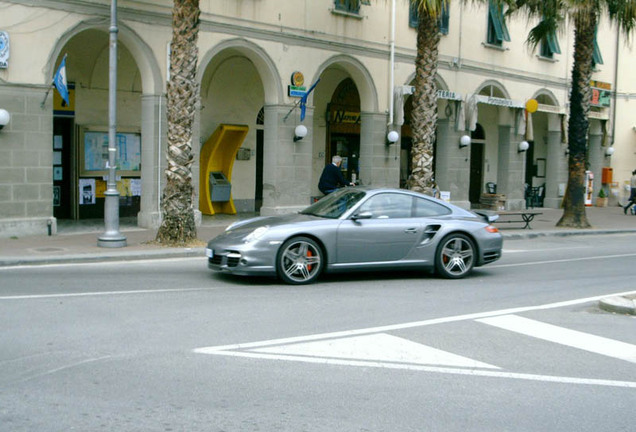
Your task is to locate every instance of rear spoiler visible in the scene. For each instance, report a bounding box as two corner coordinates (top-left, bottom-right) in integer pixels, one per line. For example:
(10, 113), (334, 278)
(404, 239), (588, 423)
(473, 209), (499, 223)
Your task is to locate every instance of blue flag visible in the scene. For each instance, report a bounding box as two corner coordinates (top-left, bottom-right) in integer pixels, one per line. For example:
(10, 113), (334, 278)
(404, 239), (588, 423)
(300, 79), (320, 121)
(53, 55), (69, 106)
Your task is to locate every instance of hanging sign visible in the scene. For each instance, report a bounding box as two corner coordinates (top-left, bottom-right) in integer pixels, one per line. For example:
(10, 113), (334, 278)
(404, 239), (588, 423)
(590, 80), (611, 107)
(288, 71), (307, 98)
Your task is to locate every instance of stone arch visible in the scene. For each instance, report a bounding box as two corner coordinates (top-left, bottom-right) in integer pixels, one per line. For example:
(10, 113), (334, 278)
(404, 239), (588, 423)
(198, 38), (283, 105)
(45, 19), (162, 95)
(313, 55), (378, 112)
(475, 80), (511, 100)
(531, 89), (560, 107)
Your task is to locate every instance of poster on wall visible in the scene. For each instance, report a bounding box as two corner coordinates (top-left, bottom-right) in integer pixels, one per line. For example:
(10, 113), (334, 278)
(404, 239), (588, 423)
(81, 129), (141, 176)
(53, 186), (61, 207)
(79, 178), (96, 205)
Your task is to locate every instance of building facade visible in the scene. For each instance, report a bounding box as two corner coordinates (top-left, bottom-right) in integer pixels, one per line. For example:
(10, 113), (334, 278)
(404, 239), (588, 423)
(0, 0), (634, 237)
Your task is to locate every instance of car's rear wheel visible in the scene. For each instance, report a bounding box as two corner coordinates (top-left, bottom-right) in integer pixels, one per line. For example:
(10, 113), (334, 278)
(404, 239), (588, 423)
(276, 236), (323, 285)
(435, 233), (475, 279)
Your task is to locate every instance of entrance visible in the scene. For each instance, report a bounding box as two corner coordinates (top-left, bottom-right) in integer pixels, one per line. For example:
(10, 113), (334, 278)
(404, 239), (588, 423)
(326, 78), (361, 184)
(329, 134), (360, 182)
(53, 117), (76, 220)
(469, 124), (486, 206)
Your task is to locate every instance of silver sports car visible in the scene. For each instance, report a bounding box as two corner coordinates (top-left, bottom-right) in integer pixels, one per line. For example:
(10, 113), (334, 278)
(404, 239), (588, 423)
(206, 187), (503, 284)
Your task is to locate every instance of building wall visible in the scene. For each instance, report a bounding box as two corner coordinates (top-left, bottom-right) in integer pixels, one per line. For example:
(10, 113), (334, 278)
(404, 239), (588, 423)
(1, 0), (635, 237)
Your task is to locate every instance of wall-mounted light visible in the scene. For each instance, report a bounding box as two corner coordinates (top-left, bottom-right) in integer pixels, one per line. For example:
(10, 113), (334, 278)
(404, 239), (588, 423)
(459, 135), (471, 148)
(605, 146), (615, 157)
(564, 147), (569, 156)
(518, 141), (530, 153)
(0, 109), (10, 130)
(386, 130), (399, 145)
(293, 124), (308, 142)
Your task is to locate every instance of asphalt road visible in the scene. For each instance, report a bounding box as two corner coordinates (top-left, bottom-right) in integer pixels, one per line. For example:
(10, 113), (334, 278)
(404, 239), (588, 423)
(1, 234), (635, 431)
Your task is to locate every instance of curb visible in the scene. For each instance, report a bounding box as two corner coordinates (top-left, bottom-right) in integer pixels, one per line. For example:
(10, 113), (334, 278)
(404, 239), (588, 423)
(0, 247), (206, 267)
(599, 296), (636, 315)
(501, 228), (636, 240)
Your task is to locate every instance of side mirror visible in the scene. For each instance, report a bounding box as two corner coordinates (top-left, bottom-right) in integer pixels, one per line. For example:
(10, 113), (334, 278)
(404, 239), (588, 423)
(351, 211), (373, 221)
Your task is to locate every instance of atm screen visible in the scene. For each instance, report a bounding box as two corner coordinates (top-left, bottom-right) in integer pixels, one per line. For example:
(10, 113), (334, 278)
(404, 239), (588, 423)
(212, 173), (225, 180)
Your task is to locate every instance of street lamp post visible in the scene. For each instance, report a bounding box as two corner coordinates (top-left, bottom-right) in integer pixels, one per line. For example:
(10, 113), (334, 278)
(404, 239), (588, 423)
(97, 0), (126, 248)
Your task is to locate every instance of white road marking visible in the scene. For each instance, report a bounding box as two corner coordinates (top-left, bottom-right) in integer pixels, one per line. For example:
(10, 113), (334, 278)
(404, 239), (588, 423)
(0, 287), (210, 300)
(252, 333), (499, 369)
(194, 291), (636, 388)
(489, 253), (636, 269)
(195, 290), (636, 353)
(203, 350), (636, 389)
(477, 315), (636, 364)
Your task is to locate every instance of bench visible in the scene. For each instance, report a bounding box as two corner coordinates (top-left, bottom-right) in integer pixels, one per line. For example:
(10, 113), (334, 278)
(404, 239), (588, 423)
(494, 211), (543, 230)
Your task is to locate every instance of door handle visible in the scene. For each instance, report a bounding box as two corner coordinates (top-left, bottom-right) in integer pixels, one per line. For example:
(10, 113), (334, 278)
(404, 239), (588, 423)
(404, 228), (418, 234)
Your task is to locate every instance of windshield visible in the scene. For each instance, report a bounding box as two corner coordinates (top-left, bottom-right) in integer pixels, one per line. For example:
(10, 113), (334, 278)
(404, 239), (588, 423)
(300, 189), (366, 218)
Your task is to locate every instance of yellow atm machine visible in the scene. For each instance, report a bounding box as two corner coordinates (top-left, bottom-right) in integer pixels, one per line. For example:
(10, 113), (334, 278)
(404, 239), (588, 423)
(199, 124), (249, 215)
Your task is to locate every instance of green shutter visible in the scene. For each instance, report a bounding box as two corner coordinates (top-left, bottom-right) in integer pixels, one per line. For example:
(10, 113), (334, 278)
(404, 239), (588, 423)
(547, 31), (561, 55)
(488, 1), (510, 42)
(593, 35), (604, 65)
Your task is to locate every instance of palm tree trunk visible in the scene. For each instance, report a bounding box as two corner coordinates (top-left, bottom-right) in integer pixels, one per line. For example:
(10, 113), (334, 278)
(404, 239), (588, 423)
(408, 11), (440, 195)
(557, 10), (595, 228)
(156, 0), (201, 245)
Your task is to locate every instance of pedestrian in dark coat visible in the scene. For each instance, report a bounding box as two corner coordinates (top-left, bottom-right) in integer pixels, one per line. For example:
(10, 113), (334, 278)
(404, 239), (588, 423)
(318, 155), (353, 194)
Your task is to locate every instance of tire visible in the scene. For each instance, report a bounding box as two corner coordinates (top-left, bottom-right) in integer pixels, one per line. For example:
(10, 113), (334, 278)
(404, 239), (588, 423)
(276, 236), (324, 285)
(435, 233), (475, 279)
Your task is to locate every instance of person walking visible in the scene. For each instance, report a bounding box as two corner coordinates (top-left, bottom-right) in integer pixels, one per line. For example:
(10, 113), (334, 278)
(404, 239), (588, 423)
(624, 169), (636, 214)
(318, 155), (354, 195)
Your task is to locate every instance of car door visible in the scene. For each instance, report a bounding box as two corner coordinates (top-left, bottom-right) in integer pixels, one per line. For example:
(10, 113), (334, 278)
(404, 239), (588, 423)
(335, 193), (422, 263)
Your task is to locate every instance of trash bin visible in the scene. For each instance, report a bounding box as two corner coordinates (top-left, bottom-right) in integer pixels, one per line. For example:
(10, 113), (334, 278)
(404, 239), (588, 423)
(209, 172), (231, 202)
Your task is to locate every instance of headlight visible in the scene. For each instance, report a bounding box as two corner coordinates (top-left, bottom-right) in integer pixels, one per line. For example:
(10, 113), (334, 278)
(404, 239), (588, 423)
(244, 226), (269, 243)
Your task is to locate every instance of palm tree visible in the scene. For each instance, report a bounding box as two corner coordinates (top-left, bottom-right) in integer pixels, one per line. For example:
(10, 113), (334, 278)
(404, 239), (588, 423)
(407, 0), (445, 195)
(156, 0), (201, 245)
(509, 0), (636, 228)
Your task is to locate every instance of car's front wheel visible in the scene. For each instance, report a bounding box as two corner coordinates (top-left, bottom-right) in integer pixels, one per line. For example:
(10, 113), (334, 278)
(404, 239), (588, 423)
(435, 233), (475, 279)
(276, 236), (323, 285)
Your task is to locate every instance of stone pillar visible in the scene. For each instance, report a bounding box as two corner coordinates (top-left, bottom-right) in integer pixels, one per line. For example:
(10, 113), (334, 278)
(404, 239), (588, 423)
(137, 94), (164, 228)
(435, 118), (470, 208)
(496, 109), (526, 210)
(359, 112), (399, 188)
(543, 114), (567, 208)
(588, 120), (604, 204)
(260, 104), (313, 215)
(0, 85), (54, 238)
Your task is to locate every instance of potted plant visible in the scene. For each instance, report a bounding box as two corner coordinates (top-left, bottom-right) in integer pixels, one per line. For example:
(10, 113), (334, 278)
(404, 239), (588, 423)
(596, 188), (608, 207)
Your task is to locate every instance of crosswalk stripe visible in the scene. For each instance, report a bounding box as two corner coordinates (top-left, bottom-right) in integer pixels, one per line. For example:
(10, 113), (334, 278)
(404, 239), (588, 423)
(251, 333), (499, 369)
(477, 315), (636, 364)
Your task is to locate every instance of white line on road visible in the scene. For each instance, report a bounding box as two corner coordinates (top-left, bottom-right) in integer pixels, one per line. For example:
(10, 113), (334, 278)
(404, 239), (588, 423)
(489, 253), (636, 269)
(205, 350), (636, 389)
(194, 290), (636, 353)
(0, 287), (211, 300)
(477, 315), (636, 363)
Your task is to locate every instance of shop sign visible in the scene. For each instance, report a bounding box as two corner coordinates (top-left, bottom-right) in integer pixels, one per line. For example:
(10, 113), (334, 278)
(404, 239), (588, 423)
(403, 87), (462, 101)
(590, 80), (611, 107)
(437, 90), (462, 100)
(475, 94), (525, 108)
(331, 110), (360, 124)
(288, 71), (306, 98)
(0, 31), (9, 69)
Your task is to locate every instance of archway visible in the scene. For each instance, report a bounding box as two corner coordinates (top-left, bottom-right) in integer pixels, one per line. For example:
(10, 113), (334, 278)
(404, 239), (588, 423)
(199, 42), (273, 213)
(50, 28), (144, 221)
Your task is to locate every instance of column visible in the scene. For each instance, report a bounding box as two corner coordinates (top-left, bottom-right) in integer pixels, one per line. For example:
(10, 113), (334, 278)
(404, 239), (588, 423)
(435, 118), (471, 208)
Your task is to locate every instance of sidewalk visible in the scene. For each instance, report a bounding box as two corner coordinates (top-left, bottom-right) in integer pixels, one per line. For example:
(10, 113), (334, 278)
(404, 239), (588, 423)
(1, 206), (635, 268)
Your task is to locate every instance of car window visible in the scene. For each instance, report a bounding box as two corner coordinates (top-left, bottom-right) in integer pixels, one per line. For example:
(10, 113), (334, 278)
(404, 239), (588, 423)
(301, 189), (366, 218)
(358, 193), (412, 219)
(413, 196), (452, 217)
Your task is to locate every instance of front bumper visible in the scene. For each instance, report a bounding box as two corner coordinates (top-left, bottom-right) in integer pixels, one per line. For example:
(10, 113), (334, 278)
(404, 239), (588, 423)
(205, 243), (276, 276)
